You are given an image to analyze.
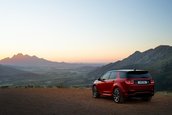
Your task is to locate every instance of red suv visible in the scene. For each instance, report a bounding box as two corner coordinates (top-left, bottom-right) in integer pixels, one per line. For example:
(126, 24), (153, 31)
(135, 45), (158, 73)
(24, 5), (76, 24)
(92, 69), (154, 103)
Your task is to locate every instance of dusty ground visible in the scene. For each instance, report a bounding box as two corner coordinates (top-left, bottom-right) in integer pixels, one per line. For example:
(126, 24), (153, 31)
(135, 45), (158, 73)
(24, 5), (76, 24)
(0, 88), (172, 115)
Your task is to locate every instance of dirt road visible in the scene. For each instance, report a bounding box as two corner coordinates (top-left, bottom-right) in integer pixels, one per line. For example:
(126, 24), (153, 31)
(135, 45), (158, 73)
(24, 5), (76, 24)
(0, 88), (171, 115)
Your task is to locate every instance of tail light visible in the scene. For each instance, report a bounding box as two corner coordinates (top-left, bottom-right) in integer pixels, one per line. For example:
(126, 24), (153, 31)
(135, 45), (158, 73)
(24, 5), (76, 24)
(150, 79), (155, 84)
(125, 80), (134, 85)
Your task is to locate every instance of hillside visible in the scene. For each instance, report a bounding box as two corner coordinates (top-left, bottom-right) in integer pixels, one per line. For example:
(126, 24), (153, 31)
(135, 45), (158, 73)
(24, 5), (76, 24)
(0, 53), (103, 87)
(0, 64), (95, 87)
(0, 64), (44, 86)
(88, 45), (172, 91)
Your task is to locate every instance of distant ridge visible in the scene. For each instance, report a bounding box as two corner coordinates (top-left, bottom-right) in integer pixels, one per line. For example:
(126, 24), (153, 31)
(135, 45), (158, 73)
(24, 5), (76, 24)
(0, 53), (52, 66)
(0, 53), (103, 69)
(89, 45), (172, 77)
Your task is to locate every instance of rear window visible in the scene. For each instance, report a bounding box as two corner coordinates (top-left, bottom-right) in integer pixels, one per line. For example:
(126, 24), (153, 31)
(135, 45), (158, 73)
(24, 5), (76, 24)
(120, 71), (151, 78)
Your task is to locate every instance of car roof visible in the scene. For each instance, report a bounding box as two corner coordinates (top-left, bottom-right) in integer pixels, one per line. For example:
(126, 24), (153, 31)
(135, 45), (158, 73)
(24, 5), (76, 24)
(109, 69), (146, 72)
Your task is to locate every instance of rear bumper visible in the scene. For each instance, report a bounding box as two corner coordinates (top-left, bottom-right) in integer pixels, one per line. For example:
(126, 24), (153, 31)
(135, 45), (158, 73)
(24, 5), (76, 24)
(124, 90), (154, 97)
(122, 83), (155, 97)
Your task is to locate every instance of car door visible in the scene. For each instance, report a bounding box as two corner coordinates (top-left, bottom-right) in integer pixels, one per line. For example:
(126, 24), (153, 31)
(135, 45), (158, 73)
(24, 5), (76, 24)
(105, 71), (117, 94)
(97, 71), (111, 93)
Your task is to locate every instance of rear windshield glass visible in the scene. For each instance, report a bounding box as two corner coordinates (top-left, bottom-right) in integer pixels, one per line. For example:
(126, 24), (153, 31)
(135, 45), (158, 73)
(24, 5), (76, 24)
(120, 71), (151, 78)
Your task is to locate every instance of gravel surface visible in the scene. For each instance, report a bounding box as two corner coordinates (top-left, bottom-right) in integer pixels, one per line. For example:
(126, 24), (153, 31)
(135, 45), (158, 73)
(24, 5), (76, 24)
(0, 88), (172, 115)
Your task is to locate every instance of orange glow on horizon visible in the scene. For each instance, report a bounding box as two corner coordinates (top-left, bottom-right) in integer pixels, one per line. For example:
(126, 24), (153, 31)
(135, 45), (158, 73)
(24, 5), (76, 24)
(0, 50), (130, 63)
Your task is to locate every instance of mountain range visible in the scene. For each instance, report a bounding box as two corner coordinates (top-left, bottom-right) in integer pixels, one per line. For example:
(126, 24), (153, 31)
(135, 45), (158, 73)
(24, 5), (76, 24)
(0, 45), (172, 90)
(88, 45), (172, 90)
(0, 53), (103, 69)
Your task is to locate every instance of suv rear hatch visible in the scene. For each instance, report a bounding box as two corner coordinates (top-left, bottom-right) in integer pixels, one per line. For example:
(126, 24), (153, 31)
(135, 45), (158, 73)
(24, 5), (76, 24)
(124, 71), (154, 92)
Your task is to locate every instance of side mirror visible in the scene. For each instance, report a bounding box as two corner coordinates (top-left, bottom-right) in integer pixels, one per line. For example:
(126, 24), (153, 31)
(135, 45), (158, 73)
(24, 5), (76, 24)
(98, 78), (105, 81)
(98, 78), (101, 81)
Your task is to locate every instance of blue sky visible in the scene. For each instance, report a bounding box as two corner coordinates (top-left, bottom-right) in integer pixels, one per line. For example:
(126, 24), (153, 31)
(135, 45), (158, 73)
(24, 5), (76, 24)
(0, 0), (172, 63)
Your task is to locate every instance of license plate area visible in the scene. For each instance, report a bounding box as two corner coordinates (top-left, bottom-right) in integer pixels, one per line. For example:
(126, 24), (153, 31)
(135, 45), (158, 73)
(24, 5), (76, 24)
(137, 81), (148, 85)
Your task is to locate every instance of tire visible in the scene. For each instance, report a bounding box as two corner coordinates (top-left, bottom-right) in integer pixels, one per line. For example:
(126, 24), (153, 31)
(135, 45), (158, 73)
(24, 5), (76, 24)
(113, 88), (125, 103)
(92, 86), (100, 98)
(142, 96), (152, 101)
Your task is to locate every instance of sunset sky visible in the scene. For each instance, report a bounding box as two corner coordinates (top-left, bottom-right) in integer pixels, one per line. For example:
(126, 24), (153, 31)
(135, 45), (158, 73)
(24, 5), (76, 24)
(0, 0), (172, 63)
